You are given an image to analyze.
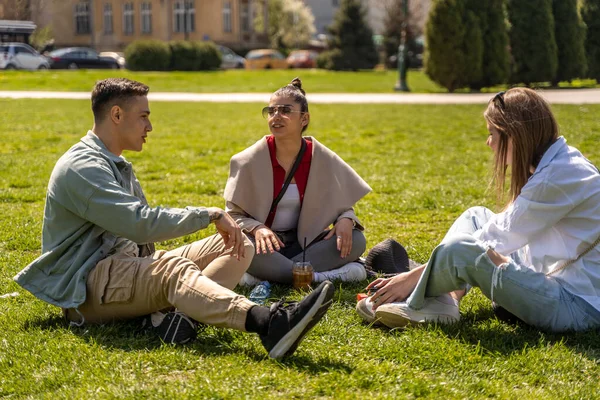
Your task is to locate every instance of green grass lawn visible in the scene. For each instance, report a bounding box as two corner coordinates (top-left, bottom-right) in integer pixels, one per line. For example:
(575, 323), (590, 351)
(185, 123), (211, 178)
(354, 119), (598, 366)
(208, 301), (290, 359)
(1, 98), (599, 398)
(0, 69), (597, 94)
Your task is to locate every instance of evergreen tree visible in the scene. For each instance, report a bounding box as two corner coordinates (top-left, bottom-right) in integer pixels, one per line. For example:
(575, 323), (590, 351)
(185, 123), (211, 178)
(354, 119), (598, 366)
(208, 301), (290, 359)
(467, 0), (510, 89)
(507, 0), (558, 85)
(424, 0), (478, 92)
(317, 0), (378, 70)
(581, 0), (600, 81)
(462, 10), (483, 87)
(552, 0), (587, 84)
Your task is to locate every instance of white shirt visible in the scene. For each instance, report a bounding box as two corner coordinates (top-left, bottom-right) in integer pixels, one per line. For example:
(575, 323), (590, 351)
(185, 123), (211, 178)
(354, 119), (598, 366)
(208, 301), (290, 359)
(474, 137), (600, 311)
(271, 184), (301, 232)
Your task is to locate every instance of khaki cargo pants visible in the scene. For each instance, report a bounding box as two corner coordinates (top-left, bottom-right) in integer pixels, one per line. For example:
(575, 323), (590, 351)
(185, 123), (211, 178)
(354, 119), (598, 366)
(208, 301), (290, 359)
(66, 234), (256, 331)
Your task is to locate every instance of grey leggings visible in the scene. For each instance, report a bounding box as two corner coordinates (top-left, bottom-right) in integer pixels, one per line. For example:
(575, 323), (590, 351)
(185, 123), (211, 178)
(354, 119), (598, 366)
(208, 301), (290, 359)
(247, 229), (367, 284)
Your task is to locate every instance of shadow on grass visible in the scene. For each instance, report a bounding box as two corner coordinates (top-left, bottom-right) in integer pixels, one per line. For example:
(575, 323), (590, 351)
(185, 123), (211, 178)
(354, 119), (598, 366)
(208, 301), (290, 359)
(372, 305), (600, 362)
(22, 312), (355, 373)
(449, 310), (600, 362)
(280, 353), (354, 375)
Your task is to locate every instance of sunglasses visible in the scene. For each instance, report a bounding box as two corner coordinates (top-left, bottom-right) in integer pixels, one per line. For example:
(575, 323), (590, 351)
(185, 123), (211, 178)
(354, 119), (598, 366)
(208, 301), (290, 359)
(262, 105), (304, 119)
(492, 91), (506, 109)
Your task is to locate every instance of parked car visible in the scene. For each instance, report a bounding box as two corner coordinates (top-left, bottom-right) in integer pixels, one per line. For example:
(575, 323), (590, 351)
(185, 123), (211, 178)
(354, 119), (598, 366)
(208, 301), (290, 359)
(99, 51), (126, 69)
(245, 49), (288, 70)
(48, 47), (120, 69)
(287, 50), (318, 69)
(0, 42), (49, 70)
(217, 45), (245, 69)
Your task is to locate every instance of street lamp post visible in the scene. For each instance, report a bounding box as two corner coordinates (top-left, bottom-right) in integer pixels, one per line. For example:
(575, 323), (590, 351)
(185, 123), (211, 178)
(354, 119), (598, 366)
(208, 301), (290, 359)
(394, 0), (410, 92)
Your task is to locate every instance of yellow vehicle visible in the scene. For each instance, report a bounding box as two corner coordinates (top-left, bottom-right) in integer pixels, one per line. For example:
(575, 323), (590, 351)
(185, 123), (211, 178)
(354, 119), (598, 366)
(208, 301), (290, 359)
(245, 49), (289, 70)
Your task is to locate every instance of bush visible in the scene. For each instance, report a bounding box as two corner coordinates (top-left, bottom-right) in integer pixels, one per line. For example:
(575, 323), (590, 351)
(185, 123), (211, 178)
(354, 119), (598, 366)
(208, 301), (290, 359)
(581, 0), (600, 81)
(124, 40), (171, 71)
(552, 0), (587, 84)
(507, 0), (557, 85)
(196, 42), (222, 70)
(126, 40), (221, 71)
(169, 41), (222, 71)
(169, 41), (199, 71)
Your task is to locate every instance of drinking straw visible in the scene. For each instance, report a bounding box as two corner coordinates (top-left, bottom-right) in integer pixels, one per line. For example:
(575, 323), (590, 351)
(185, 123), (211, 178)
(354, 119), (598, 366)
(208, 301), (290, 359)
(302, 237), (307, 263)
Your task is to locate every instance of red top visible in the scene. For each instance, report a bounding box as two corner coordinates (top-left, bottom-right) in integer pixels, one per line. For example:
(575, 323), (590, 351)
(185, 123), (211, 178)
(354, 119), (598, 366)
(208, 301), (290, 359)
(265, 135), (312, 228)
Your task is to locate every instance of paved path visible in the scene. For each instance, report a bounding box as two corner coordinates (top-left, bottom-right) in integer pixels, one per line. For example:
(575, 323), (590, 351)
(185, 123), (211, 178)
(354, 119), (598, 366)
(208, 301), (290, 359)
(0, 89), (599, 104)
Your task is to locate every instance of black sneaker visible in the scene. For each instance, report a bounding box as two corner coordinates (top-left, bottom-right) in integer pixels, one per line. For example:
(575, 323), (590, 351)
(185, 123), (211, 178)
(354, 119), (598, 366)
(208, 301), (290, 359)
(142, 310), (197, 344)
(260, 281), (335, 359)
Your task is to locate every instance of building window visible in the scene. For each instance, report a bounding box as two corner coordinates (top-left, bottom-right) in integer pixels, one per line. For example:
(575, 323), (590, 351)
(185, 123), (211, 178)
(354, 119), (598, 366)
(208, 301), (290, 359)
(223, 1), (232, 33)
(174, 0), (195, 33)
(123, 2), (134, 35)
(103, 3), (113, 34)
(74, 2), (91, 34)
(141, 2), (152, 34)
(240, 2), (250, 33)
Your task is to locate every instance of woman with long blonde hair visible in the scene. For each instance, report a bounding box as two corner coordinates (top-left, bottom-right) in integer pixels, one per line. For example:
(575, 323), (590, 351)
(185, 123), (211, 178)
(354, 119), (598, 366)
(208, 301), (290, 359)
(358, 88), (600, 332)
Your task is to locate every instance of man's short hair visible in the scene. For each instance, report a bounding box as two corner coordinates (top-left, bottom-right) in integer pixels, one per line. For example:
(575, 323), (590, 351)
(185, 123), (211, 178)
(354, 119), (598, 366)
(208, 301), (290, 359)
(91, 78), (149, 121)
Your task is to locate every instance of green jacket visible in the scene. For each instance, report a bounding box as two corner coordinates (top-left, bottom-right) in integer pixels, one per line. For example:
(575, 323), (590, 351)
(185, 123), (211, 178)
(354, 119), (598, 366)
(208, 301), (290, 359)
(14, 131), (210, 309)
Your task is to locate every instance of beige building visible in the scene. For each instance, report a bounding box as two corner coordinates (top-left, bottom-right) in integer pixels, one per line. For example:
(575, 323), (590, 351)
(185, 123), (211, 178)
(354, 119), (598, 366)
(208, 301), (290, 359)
(13, 0), (269, 51)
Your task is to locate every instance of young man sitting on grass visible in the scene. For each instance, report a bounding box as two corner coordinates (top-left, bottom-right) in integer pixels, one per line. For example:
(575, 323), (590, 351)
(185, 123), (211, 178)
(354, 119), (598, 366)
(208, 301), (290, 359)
(13, 78), (334, 359)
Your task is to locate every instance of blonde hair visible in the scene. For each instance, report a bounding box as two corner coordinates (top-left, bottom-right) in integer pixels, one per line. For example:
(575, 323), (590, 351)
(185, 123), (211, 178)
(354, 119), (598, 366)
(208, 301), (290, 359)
(484, 88), (559, 206)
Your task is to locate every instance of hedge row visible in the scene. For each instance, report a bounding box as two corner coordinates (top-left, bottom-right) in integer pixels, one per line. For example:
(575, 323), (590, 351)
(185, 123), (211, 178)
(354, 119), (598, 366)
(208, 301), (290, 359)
(124, 40), (222, 71)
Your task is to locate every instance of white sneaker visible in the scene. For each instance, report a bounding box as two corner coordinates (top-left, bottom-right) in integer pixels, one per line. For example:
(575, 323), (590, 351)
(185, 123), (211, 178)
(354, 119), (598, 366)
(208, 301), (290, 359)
(314, 262), (367, 282)
(239, 272), (262, 287)
(356, 297), (382, 325)
(375, 294), (460, 328)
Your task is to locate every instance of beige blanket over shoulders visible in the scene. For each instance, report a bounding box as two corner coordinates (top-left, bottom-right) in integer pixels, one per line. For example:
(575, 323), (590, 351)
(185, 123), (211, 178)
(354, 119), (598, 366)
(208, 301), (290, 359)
(224, 136), (372, 247)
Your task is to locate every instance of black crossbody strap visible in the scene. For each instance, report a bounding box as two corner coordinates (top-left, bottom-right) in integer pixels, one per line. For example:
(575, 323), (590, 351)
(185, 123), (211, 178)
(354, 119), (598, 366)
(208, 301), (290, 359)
(270, 138), (307, 214)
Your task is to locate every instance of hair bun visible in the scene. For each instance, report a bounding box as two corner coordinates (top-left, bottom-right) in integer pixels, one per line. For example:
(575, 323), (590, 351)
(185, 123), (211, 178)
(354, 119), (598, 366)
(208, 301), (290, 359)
(290, 77), (305, 95)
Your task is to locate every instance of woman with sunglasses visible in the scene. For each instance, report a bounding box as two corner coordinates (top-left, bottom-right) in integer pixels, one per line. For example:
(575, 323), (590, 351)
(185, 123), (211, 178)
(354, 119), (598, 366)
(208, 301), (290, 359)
(357, 87), (600, 332)
(223, 78), (371, 285)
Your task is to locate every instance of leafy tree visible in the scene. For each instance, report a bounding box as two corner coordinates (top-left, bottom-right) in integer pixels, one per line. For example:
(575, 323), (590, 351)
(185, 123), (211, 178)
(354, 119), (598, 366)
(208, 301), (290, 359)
(581, 0), (600, 80)
(380, 0), (428, 68)
(254, 0), (315, 50)
(466, 0), (510, 89)
(424, 0), (479, 92)
(506, 0), (558, 85)
(317, 0), (378, 71)
(552, 0), (587, 84)
(30, 25), (54, 51)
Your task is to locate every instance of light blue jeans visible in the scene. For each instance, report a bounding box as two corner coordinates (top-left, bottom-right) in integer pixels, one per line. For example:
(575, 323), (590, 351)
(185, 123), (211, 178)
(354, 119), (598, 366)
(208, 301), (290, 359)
(406, 206), (600, 332)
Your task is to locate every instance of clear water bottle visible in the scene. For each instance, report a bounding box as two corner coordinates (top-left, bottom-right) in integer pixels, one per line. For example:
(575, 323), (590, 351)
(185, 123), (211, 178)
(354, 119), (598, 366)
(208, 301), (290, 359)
(248, 281), (271, 305)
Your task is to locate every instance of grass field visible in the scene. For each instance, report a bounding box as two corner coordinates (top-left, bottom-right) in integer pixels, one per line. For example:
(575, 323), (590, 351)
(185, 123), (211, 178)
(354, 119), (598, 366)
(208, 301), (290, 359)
(0, 69), (597, 94)
(1, 98), (600, 398)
